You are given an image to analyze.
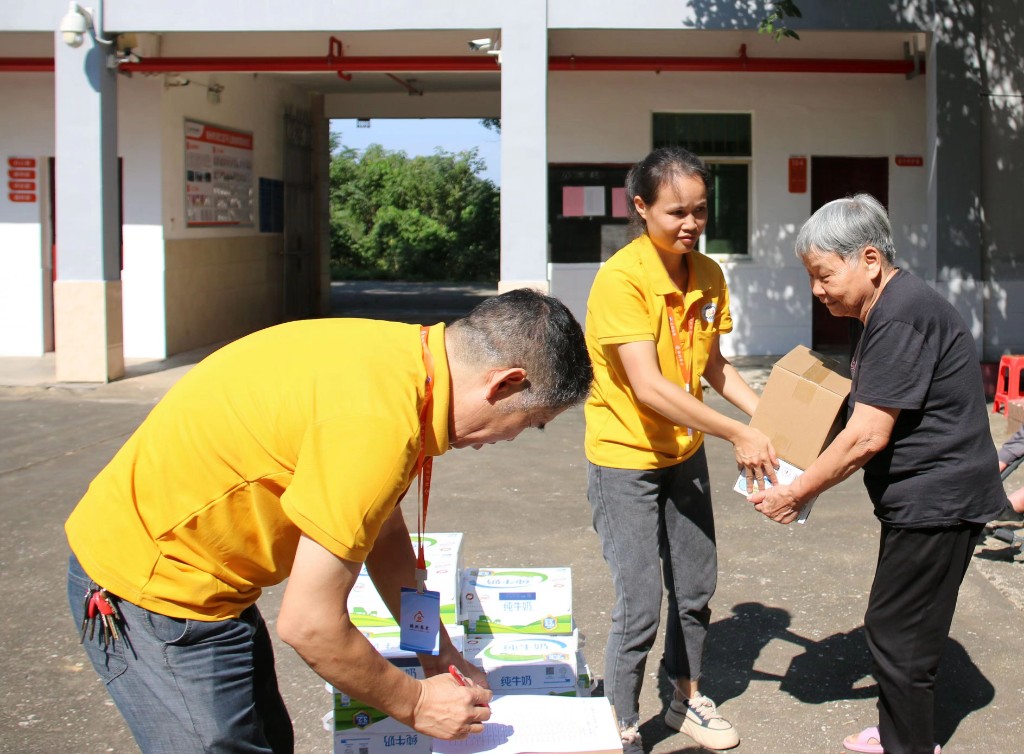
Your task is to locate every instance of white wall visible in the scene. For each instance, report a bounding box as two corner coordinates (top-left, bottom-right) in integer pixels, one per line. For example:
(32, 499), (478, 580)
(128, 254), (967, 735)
(0, 64), (312, 358)
(0, 73), (54, 355)
(160, 72), (307, 241)
(157, 71), (313, 355)
(119, 76), (168, 358)
(547, 70), (929, 356)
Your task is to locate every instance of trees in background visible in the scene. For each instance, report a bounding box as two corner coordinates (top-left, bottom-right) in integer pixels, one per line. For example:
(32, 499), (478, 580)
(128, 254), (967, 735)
(328, 134), (500, 282)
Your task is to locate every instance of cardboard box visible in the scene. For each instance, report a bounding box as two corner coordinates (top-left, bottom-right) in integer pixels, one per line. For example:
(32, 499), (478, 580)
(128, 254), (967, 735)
(349, 532), (463, 630)
(1008, 399), (1024, 436)
(460, 567), (573, 635)
(576, 650), (593, 697)
(327, 626), (466, 702)
(733, 346), (852, 522)
(464, 631), (578, 693)
(332, 730), (431, 754)
(327, 686), (432, 749)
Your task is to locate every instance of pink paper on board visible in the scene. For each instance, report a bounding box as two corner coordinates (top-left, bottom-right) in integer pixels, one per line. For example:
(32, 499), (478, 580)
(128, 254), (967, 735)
(611, 188), (629, 218)
(562, 186), (585, 217)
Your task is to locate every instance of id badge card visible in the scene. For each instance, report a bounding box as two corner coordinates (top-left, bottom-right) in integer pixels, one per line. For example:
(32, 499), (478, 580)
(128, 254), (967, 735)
(399, 587), (441, 654)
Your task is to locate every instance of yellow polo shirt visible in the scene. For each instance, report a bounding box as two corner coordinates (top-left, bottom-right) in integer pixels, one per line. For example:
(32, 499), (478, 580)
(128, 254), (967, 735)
(65, 320), (450, 620)
(584, 234), (733, 470)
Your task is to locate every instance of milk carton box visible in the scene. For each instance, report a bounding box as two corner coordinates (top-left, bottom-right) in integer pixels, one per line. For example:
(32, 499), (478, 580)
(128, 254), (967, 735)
(464, 631), (578, 694)
(576, 650), (593, 697)
(353, 620), (466, 652)
(332, 732), (431, 754)
(326, 689), (432, 753)
(327, 626), (466, 702)
(460, 567), (573, 635)
(349, 533), (463, 630)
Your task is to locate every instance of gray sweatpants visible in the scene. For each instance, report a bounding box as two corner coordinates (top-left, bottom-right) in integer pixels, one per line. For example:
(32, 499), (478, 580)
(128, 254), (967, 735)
(587, 447), (717, 727)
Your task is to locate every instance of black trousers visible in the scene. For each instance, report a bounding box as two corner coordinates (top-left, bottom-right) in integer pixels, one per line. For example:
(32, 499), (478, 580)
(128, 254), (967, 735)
(864, 522), (984, 754)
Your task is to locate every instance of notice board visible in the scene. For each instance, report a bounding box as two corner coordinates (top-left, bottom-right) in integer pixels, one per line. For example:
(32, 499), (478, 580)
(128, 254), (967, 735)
(184, 119), (254, 227)
(548, 164), (631, 264)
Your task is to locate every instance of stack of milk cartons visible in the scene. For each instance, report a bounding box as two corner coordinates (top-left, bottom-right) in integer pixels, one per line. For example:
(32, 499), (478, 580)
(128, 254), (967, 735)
(347, 532), (464, 641)
(460, 566), (592, 697)
(326, 533), (464, 754)
(324, 628), (466, 754)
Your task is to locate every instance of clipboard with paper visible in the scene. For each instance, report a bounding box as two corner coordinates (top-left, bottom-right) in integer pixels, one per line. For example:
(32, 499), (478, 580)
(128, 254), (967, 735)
(432, 695), (623, 754)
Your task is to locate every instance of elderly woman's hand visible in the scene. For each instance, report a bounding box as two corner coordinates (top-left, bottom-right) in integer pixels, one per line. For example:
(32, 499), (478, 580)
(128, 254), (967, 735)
(732, 426), (780, 493)
(748, 484), (803, 525)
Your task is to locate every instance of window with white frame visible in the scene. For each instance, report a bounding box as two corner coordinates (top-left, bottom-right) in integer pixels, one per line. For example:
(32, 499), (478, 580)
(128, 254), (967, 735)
(652, 113), (751, 256)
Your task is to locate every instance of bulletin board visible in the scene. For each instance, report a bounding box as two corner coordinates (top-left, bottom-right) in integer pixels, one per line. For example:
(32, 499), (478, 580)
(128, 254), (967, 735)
(184, 119), (254, 227)
(548, 164), (631, 264)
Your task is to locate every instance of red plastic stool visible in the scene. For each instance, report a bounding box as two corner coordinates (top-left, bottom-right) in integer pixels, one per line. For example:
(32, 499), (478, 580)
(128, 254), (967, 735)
(993, 354), (1024, 414)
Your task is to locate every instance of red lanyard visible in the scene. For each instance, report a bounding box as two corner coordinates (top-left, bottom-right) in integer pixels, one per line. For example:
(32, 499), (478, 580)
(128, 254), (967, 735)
(415, 326), (434, 591)
(665, 296), (696, 393)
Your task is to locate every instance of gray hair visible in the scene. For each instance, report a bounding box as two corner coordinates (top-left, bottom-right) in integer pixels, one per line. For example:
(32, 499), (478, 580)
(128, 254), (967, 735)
(447, 288), (593, 412)
(795, 193), (896, 264)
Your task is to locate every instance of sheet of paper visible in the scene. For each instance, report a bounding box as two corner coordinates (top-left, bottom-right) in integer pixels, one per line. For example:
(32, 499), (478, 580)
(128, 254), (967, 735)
(433, 695), (622, 754)
(582, 186), (606, 216)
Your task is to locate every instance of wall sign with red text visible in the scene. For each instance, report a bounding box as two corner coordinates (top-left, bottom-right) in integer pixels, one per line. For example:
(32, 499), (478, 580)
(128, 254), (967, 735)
(7, 157), (37, 203)
(788, 156), (807, 193)
(184, 120), (254, 227)
(895, 155), (924, 167)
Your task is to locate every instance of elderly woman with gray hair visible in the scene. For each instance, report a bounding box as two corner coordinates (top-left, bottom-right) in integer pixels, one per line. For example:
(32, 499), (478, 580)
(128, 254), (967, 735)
(749, 194), (1006, 754)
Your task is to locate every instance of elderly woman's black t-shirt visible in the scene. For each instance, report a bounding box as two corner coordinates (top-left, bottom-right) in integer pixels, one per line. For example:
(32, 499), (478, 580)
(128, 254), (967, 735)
(851, 269), (1007, 527)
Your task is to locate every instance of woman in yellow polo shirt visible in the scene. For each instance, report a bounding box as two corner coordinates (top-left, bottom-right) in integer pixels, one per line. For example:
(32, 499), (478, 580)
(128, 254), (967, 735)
(585, 146), (778, 753)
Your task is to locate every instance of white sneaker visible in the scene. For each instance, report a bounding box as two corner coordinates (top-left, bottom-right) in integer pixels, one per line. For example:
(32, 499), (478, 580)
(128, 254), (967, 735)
(664, 693), (740, 750)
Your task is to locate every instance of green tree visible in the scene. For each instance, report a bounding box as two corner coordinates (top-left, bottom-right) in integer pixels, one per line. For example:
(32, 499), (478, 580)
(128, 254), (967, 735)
(758, 0), (802, 42)
(328, 135), (500, 282)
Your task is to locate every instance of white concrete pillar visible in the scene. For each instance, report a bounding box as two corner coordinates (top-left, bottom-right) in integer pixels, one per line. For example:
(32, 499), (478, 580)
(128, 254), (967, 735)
(53, 23), (124, 382)
(498, 1), (549, 293)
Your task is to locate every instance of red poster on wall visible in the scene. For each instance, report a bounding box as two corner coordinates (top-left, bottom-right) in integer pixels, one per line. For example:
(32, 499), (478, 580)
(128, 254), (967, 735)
(895, 155), (924, 167)
(184, 119), (254, 227)
(788, 157), (807, 193)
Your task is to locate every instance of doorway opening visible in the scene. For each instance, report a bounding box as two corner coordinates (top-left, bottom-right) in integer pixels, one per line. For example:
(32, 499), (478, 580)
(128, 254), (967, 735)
(327, 118), (501, 321)
(809, 156), (889, 355)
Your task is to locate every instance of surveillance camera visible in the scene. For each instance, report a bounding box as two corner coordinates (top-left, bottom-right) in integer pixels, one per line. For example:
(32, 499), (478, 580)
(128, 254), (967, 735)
(62, 30), (84, 48)
(60, 2), (89, 48)
(468, 38), (492, 51)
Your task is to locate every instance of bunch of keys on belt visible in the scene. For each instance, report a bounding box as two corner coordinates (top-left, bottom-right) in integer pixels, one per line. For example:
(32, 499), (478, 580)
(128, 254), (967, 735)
(80, 587), (121, 648)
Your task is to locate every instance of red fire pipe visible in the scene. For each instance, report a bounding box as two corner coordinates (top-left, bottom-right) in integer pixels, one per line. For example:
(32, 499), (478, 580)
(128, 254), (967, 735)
(549, 55), (918, 75)
(0, 58), (55, 72)
(118, 55), (502, 74)
(0, 49), (921, 77)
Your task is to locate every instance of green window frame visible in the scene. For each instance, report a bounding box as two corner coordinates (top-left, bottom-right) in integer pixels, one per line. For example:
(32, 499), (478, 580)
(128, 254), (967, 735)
(653, 113), (751, 256)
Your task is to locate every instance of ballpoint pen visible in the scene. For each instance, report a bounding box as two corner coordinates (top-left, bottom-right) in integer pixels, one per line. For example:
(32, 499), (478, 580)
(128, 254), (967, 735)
(449, 664), (490, 709)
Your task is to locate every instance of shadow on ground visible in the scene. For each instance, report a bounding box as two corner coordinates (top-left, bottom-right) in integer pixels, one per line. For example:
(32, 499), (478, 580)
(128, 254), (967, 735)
(635, 602), (994, 753)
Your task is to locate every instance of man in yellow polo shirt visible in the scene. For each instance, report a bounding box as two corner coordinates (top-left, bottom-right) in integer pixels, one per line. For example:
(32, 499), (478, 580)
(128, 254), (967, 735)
(66, 289), (592, 754)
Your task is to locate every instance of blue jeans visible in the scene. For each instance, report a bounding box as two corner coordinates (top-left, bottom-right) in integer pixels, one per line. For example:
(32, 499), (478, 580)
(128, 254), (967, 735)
(588, 448), (717, 727)
(67, 554), (294, 753)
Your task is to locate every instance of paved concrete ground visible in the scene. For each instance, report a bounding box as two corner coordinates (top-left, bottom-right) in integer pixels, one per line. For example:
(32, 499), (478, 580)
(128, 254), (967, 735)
(2, 282), (1022, 754)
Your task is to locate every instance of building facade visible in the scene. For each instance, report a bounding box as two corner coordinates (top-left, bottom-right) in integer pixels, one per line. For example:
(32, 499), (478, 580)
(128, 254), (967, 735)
(1, 1), (1020, 380)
